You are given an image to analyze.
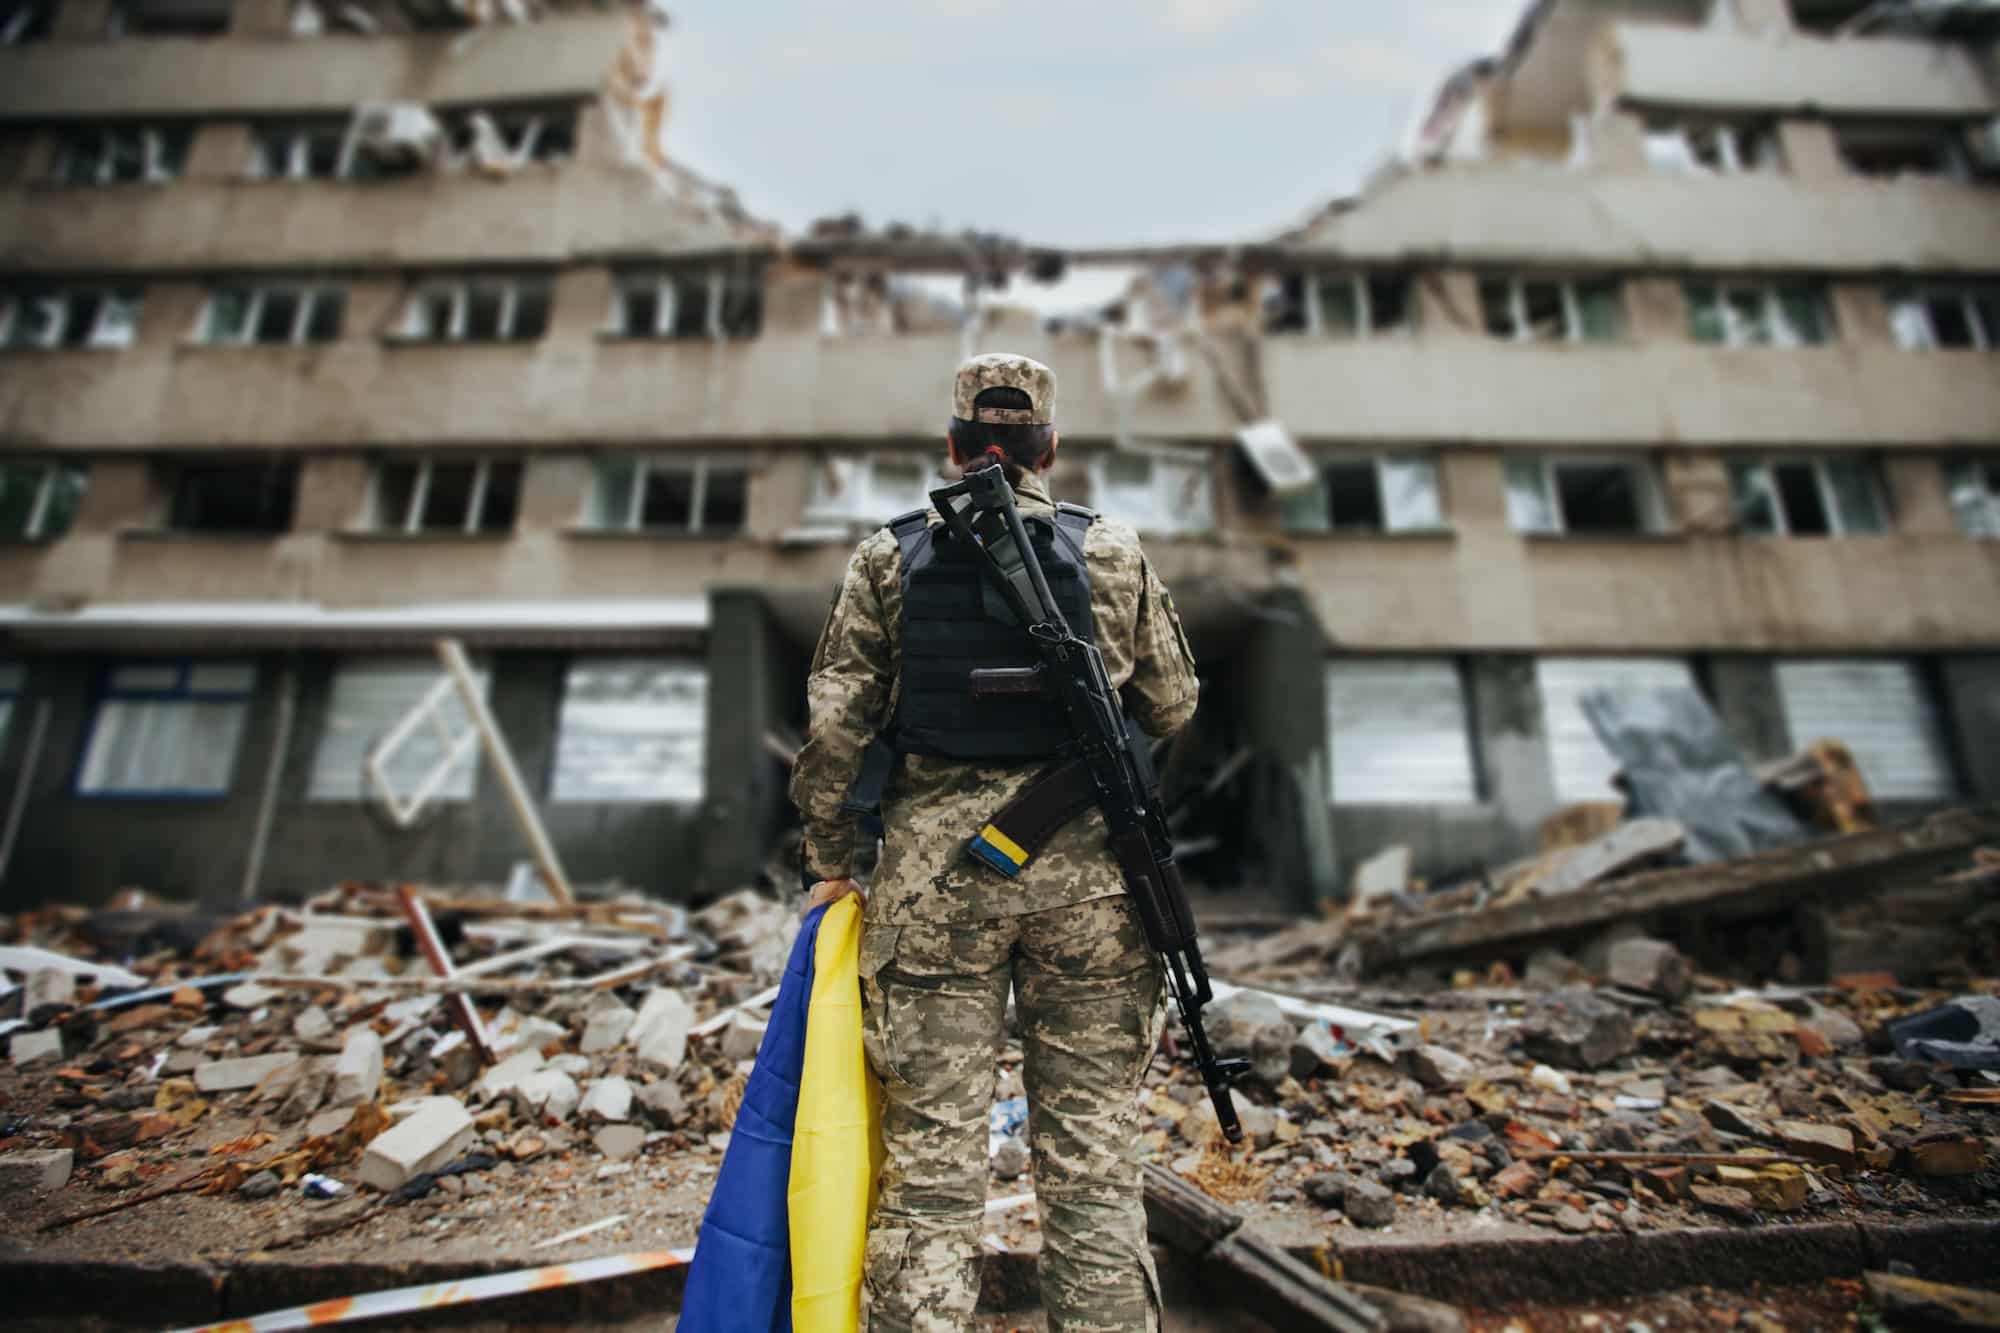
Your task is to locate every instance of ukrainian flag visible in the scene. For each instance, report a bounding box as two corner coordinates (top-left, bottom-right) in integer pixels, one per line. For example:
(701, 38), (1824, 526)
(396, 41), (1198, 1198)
(678, 895), (881, 1333)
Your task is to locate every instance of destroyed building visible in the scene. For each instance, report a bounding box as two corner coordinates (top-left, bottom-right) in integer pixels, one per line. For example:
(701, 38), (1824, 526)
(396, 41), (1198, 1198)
(0, 0), (1996, 909)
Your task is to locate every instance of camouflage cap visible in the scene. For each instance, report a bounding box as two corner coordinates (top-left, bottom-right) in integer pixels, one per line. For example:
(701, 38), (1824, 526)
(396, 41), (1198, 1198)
(952, 352), (1056, 426)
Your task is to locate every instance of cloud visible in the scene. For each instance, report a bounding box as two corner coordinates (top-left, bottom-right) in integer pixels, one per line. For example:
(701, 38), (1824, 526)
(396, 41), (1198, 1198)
(1155, 0), (1261, 38)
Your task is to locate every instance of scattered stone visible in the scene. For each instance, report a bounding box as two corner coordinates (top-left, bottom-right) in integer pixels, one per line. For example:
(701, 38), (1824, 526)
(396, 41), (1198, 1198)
(1691, 1182), (1758, 1222)
(635, 1079), (686, 1130)
(1773, 1120), (1855, 1169)
(1289, 1023), (1346, 1078)
(1378, 1157), (1418, 1189)
(991, 1137), (1030, 1180)
(580, 1003), (637, 1055)
(1524, 948), (1582, 989)
(274, 1064), (332, 1124)
(1347, 1282), (1468, 1333)
(23, 969), (75, 1015)
(1519, 990), (1636, 1071)
(1552, 1204), (1593, 1234)
(578, 1077), (634, 1123)
(333, 1030), (384, 1107)
(306, 1106), (356, 1140)
(1904, 1134), (1985, 1178)
(194, 1052), (300, 1093)
(221, 981), (279, 1010)
(1342, 1178), (1396, 1228)
(1606, 937), (1692, 1001)
(1423, 1164), (1462, 1207)
(1304, 1172), (1348, 1206)
(1701, 1098), (1771, 1141)
(0, 1148), (74, 1193)
(359, 1098), (476, 1192)
(1488, 1162), (1539, 1199)
(293, 1006), (335, 1044)
(175, 1026), (218, 1049)
(593, 1123), (647, 1162)
(631, 989), (696, 1072)
(477, 1049), (546, 1102)
(512, 1070), (581, 1124)
(1406, 1044), (1474, 1090)
(8, 1030), (62, 1067)
(1528, 1064), (1573, 1097)
(1205, 991), (1294, 1086)
(1714, 1162), (1808, 1212)
(719, 1012), (768, 1063)
(239, 1171), (282, 1200)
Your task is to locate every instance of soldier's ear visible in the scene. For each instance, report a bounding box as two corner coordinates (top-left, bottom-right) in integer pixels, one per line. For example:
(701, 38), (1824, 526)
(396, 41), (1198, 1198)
(1039, 431), (1060, 472)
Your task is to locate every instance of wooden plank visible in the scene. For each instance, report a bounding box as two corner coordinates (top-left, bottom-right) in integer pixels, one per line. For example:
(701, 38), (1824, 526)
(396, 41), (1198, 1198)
(1142, 1165), (1383, 1333)
(1358, 806), (2000, 973)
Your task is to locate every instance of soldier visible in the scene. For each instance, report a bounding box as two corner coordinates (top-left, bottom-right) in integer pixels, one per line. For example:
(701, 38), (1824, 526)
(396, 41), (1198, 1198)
(790, 352), (1200, 1332)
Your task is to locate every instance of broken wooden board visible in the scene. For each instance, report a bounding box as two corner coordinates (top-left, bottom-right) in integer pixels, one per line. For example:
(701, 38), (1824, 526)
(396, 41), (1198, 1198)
(1349, 806), (2000, 979)
(1528, 818), (1684, 898)
(1142, 1163), (1384, 1333)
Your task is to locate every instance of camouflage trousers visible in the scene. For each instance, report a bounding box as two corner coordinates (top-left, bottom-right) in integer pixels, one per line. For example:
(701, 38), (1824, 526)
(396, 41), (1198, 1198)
(858, 893), (1165, 1333)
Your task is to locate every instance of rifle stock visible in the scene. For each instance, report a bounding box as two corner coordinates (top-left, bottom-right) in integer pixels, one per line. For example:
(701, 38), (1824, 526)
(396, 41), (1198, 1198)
(930, 465), (1249, 1143)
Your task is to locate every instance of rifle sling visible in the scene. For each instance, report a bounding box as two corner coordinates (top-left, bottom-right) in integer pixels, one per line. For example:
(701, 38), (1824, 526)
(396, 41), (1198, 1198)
(965, 757), (1100, 879)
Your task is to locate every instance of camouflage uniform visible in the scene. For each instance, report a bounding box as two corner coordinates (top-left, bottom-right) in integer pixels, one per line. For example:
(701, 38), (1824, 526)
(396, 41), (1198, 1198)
(790, 355), (1200, 1333)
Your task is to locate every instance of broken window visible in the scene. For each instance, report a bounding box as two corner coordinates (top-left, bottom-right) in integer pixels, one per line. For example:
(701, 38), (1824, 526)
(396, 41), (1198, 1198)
(249, 120), (356, 180)
(308, 656), (489, 801)
(398, 276), (550, 343)
(1729, 457), (1888, 536)
(167, 460), (297, 533)
(551, 658), (706, 804)
(610, 267), (762, 341)
(77, 661), (255, 797)
(199, 283), (343, 345)
(1538, 657), (1698, 804)
(1836, 124), (1973, 182)
(1, 0), (53, 42)
(107, 0), (231, 35)
(1264, 271), (1414, 338)
(1479, 276), (1621, 342)
(1, 286), (143, 349)
(1685, 281), (1833, 347)
(370, 457), (521, 535)
(0, 460), (87, 540)
(1087, 449), (1215, 535)
(1505, 456), (1664, 535)
(1281, 455), (1444, 534)
(1643, 120), (1779, 174)
(1887, 285), (1999, 350)
(1326, 658), (1478, 804)
(53, 124), (192, 185)
(443, 105), (578, 170)
(1945, 458), (2000, 537)
(591, 456), (749, 534)
(1776, 660), (1956, 800)
(801, 454), (935, 527)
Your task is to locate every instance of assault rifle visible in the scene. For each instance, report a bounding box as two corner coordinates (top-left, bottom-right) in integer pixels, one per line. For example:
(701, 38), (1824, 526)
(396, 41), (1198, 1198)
(929, 463), (1249, 1144)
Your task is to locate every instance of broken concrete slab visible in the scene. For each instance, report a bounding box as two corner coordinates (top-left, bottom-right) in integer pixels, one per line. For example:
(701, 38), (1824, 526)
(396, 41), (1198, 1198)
(719, 1011), (768, 1063)
(1519, 990), (1635, 1071)
(634, 1079), (684, 1129)
(1405, 1044), (1474, 1091)
(1774, 1120), (1855, 1169)
(23, 969), (75, 1015)
(221, 981), (280, 1010)
(0, 1148), (73, 1193)
(1205, 990), (1294, 1086)
(333, 1030), (384, 1107)
(1606, 937), (1692, 1001)
(358, 1098), (475, 1192)
(1534, 819), (1684, 898)
(476, 1049), (545, 1102)
(592, 1123), (646, 1162)
(193, 1052), (300, 1093)
(511, 1070), (580, 1124)
(632, 984), (696, 1072)
(293, 1006), (334, 1043)
(577, 1077), (633, 1123)
(579, 1003), (636, 1055)
(8, 1030), (62, 1067)
(1349, 845), (1411, 915)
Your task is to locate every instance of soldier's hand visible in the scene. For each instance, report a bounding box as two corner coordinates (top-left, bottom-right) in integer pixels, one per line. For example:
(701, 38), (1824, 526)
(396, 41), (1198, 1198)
(805, 877), (864, 918)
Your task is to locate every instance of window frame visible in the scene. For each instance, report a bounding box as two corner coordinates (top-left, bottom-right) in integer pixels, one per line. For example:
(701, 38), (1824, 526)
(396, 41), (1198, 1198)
(1643, 119), (1780, 175)
(52, 124), (190, 186)
(1887, 284), (1997, 350)
(591, 454), (749, 535)
(369, 456), (521, 536)
(549, 656), (707, 805)
(74, 659), (256, 800)
(796, 453), (938, 529)
(1324, 656), (1480, 806)
(1084, 447), (1216, 536)
(397, 276), (551, 344)
(1505, 454), (1668, 536)
(1479, 274), (1622, 344)
(1272, 270), (1413, 339)
(1281, 453), (1447, 535)
(1727, 455), (1890, 537)
(166, 460), (299, 534)
(1685, 280), (1833, 348)
(198, 282), (344, 346)
(247, 120), (360, 181)
(1, 286), (144, 350)
(0, 459), (88, 541)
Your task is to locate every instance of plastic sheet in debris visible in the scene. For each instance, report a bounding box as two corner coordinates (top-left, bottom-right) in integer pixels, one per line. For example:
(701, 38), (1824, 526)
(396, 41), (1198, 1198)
(988, 1095), (1027, 1154)
(0, 945), (146, 992)
(1580, 684), (1809, 863)
(1888, 994), (2000, 1072)
(1206, 980), (1418, 1060)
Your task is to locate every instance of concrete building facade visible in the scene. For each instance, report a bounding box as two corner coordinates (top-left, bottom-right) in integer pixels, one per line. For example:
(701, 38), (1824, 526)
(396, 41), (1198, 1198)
(0, 0), (1994, 910)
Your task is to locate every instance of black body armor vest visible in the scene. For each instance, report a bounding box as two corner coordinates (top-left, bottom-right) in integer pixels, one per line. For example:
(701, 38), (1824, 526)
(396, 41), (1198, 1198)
(889, 501), (1097, 761)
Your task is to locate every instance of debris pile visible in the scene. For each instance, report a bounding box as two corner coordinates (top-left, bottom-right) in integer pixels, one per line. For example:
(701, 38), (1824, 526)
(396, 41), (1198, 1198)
(0, 883), (799, 1236)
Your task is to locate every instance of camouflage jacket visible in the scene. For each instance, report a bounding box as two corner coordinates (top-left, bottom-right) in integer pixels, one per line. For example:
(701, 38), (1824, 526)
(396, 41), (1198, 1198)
(789, 472), (1200, 925)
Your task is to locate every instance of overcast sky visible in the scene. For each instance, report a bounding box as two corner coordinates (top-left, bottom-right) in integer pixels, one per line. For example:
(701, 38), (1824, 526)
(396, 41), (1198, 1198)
(660, 1), (1521, 248)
